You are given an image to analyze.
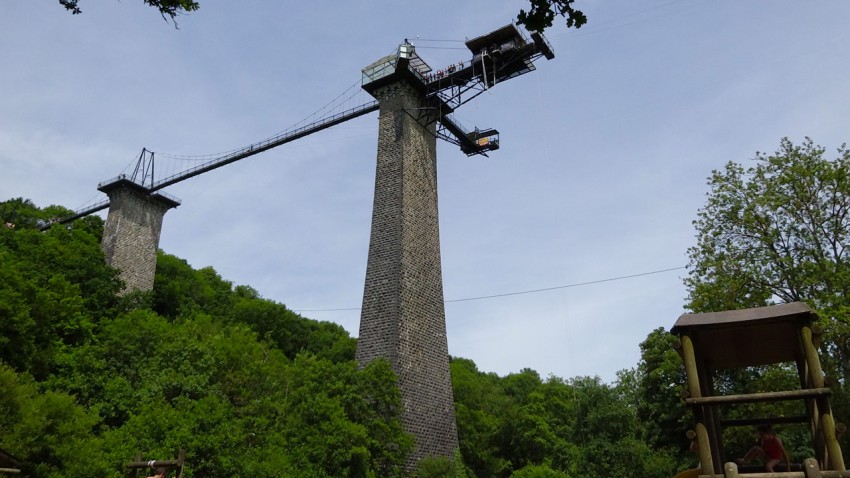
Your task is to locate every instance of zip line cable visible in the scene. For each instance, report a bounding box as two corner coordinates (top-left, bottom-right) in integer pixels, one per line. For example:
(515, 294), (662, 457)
(292, 265), (686, 312)
(415, 46), (467, 51)
(412, 39), (465, 43)
(447, 266), (685, 303)
(153, 78), (369, 162)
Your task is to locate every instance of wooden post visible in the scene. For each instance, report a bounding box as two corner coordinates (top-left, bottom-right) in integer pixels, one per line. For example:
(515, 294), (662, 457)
(132, 453), (142, 478)
(176, 449), (185, 478)
(702, 363), (725, 472)
(810, 393), (824, 464)
(820, 403), (846, 471)
(803, 326), (844, 471)
(681, 334), (715, 474)
(836, 423), (847, 440)
(723, 461), (739, 478)
(802, 327), (825, 388)
(804, 457), (823, 478)
(681, 335), (701, 398)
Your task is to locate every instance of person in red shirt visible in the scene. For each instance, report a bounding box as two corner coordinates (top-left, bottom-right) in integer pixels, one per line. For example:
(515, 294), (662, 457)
(737, 423), (791, 472)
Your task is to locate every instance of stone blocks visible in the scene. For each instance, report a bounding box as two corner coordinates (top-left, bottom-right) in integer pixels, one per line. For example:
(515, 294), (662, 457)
(100, 180), (177, 293)
(356, 81), (459, 467)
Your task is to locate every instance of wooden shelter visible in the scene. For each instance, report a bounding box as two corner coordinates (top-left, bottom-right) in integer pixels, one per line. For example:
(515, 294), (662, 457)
(671, 302), (845, 477)
(0, 448), (22, 475)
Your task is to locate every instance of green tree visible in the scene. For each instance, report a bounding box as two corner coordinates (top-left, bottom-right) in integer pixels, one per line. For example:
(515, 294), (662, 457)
(516, 0), (587, 31)
(153, 251), (356, 361)
(630, 328), (689, 454)
(0, 363), (111, 477)
(1, 198), (48, 229)
(153, 253), (234, 320)
(511, 465), (570, 478)
(231, 292), (355, 362)
(509, 463), (570, 478)
(55, 1), (585, 33)
(685, 138), (850, 382)
(451, 358), (514, 477)
(0, 203), (120, 378)
(58, 0), (198, 20)
(1, 198), (414, 477)
(415, 450), (472, 478)
(566, 376), (675, 478)
(685, 137), (850, 460)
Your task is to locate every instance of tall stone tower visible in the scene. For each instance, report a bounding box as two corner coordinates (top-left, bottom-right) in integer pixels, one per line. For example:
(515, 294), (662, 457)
(99, 178), (180, 293)
(357, 45), (459, 466)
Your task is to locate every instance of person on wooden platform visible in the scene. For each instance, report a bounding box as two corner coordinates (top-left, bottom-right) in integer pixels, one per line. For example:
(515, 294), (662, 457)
(736, 423), (791, 472)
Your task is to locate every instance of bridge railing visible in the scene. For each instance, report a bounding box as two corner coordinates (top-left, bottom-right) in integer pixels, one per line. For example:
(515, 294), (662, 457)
(39, 198), (111, 230)
(97, 173), (147, 190)
(152, 189), (181, 205)
(149, 100), (379, 191)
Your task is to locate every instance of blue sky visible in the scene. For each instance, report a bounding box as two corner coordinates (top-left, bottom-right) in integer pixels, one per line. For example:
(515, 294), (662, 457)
(2, 1), (849, 382)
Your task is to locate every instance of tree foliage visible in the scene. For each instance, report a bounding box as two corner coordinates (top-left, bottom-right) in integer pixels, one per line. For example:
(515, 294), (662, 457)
(631, 328), (689, 453)
(0, 363), (107, 477)
(686, 138), (850, 381)
(0, 199), (121, 379)
(9, 140), (850, 476)
(516, 0), (587, 32)
(58, 0), (199, 20)
(55, 1), (585, 33)
(0, 198), (708, 477)
(685, 137), (850, 460)
(450, 360), (678, 478)
(0, 199), (408, 477)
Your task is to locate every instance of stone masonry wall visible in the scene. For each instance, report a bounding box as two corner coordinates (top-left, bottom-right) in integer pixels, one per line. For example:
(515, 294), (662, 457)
(356, 81), (459, 468)
(101, 186), (173, 293)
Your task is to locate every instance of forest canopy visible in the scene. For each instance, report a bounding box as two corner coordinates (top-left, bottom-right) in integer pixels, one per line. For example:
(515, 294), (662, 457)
(0, 198), (680, 477)
(56, 0), (587, 31)
(4, 136), (850, 478)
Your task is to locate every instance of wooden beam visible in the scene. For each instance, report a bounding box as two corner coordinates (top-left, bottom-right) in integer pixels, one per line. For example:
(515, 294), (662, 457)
(723, 461), (740, 477)
(721, 472), (805, 477)
(685, 388), (831, 406)
(804, 457), (823, 478)
(126, 459), (182, 469)
(721, 416), (810, 427)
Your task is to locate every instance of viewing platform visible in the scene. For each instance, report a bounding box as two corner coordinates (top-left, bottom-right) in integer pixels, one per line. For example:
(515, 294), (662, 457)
(361, 24), (552, 157)
(97, 175), (181, 209)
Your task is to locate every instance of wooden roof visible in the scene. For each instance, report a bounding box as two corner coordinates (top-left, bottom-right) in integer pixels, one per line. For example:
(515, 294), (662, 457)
(671, 302), (817, 369)
(0, 448), (23, 468)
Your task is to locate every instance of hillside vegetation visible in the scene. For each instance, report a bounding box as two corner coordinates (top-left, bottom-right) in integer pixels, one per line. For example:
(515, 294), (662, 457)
(2, 197), (837, 478)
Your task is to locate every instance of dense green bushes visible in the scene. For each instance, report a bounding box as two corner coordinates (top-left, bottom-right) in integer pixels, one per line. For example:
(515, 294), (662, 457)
(0, 199), (407, 477)
(3, 197), (791, 477)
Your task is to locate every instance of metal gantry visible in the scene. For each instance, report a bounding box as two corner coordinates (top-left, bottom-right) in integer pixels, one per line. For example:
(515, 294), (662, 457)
(363, 24), (554, 157)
